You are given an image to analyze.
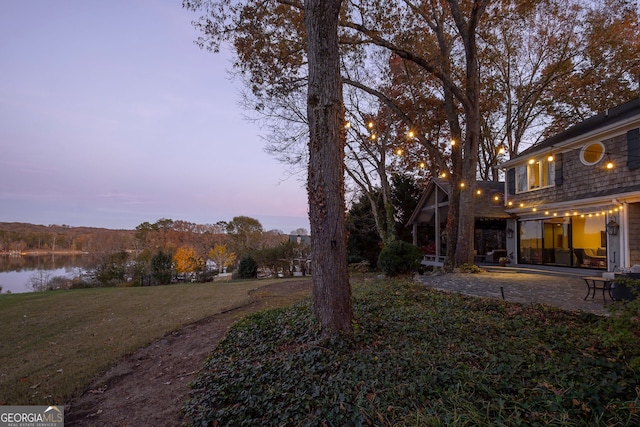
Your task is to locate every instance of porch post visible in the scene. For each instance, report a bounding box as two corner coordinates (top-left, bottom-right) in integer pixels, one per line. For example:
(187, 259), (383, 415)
(435, 185), (440, 260)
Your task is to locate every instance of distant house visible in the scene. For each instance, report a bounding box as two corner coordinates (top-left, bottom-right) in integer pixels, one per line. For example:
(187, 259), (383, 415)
(499, 97), (640, 270)
(288, 234), (311, 246)
(407, 179), (510, 265)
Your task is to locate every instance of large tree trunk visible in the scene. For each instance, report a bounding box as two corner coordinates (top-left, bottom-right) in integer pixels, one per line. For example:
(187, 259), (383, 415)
(305, 0), (354, 336)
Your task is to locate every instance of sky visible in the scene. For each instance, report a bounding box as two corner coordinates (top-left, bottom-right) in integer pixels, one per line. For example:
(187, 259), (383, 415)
(0, 0), (310, 233)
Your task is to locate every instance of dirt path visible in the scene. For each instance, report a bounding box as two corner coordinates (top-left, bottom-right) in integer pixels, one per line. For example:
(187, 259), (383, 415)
(65, 280), (312, 427)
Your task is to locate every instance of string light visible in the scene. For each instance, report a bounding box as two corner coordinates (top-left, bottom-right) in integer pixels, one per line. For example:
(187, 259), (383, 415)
(606, 157), (614, 169)
(370, 134), (377, 140)
(396, 148), (403, 156)
(498, 146), (506, 155)
(344, 121), (351, 129)
(368, 121), (374, 129)
(408, 130), (414, 138)
(450, 139), (456, 146)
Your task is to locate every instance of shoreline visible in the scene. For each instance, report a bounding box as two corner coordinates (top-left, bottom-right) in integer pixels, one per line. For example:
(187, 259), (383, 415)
(0, 250), (90, 256)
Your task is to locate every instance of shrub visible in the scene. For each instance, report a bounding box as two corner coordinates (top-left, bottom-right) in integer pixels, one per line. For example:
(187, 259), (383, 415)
(459, 263), (482, 273)
(348, 260), (371, 274)
(602, 277), (640, 368)
(377, 240), (422, 276)
(237, 256), (258, 279)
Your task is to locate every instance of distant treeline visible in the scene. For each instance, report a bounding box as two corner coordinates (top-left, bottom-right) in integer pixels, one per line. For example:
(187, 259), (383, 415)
(0, 222), (134, 254)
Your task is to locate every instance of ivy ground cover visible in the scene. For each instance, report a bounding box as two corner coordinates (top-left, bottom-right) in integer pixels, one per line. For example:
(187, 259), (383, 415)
(185, 276), (639, 426)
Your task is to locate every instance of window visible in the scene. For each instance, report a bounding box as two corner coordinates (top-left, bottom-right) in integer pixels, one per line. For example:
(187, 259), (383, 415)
(516, 156), (555, 193)
(580, 142), (605, 165)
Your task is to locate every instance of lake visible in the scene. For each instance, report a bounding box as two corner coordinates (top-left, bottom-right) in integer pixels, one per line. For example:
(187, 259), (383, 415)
(0, 254), (93, 294)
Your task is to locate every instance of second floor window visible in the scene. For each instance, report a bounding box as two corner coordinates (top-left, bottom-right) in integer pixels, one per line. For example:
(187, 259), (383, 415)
(516, 157), (555, 193)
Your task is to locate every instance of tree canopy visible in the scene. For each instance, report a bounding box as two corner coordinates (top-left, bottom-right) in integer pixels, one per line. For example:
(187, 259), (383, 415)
(184, 0), (640, 269)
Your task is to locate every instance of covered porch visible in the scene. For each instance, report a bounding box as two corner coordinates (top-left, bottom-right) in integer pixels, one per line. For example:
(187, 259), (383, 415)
(407, 179), (511, 267)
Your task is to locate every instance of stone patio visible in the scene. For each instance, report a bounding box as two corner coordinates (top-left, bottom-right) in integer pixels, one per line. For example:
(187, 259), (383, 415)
(415, 265), (613, 316)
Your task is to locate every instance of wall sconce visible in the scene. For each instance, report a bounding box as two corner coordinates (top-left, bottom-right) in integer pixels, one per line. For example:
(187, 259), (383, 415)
(606, 219), (619, 236)
(506, 227), (514, 239)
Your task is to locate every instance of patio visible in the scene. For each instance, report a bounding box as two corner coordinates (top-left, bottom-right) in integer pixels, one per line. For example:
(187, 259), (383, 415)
(415, 264), (612, 316)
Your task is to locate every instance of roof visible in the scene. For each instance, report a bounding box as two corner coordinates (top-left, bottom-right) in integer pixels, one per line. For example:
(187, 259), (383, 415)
(407, 179), (510, 226)
(502, 97), (640, 168)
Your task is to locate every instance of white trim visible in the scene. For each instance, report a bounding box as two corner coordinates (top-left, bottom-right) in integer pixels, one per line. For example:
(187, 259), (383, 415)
(579, 141), (605, 166)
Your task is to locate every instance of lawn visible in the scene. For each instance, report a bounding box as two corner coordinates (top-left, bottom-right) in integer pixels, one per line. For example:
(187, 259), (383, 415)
(0, 279), (293, 405)
(184, 276), (640, 426)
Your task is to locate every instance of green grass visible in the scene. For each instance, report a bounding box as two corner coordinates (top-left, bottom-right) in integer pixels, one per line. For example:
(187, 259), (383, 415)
(184, 276), (640, 426)
(0, 279), (298, 405)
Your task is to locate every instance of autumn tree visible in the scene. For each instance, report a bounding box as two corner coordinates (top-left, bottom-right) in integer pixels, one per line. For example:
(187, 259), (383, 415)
(208, 244), (236, 273)
(184, 0), (639, 272)
(174, 246), (205, 279)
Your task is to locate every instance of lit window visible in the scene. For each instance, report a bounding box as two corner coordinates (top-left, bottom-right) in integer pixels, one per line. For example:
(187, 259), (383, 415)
(516, 156), (555, 193)
(580, 142), (605, 166)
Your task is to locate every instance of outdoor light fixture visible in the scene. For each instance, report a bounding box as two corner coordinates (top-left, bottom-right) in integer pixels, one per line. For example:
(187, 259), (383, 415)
(606, 219), (619, 236)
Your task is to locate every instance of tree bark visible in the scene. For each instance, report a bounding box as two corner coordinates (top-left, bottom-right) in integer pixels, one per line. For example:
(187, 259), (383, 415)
(305, 0), (354, 336)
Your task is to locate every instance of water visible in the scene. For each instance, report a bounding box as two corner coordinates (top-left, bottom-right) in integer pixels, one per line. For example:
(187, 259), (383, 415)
(0, 254), (93, 294)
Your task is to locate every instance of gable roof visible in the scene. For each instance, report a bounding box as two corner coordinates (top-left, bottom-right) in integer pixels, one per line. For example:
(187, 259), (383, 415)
(407, 179), (510, 226)
(501, 97), (640, 168)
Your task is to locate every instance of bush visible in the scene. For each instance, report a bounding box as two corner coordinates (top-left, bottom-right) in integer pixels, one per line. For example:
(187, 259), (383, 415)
(602, 277), (640, 369)
(237, 256), (258, 279)
(377, 240), (422, 276)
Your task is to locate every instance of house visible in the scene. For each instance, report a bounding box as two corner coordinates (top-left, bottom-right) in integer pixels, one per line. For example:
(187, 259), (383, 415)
(407, 179), (511, 265)
(499, 97), (640, 271)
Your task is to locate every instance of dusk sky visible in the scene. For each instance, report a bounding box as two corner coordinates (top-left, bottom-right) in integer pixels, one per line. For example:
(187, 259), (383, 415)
(0, 1), (310, 233)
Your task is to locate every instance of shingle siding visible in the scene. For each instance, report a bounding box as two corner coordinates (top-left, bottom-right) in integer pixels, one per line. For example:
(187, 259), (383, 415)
(511, 133), (640, 206)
